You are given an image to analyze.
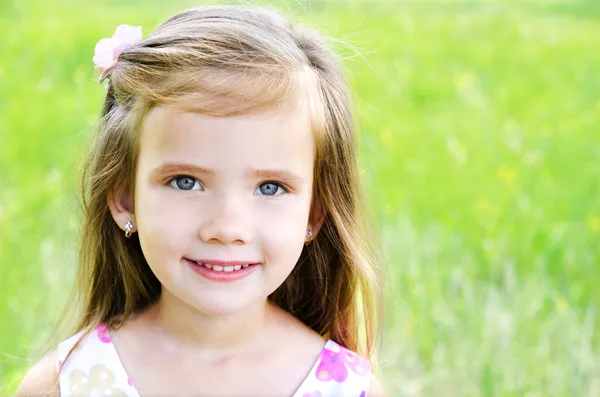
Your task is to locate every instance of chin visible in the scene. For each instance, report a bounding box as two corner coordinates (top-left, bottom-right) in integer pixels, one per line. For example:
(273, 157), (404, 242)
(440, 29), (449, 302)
(177, 286), (268, 317)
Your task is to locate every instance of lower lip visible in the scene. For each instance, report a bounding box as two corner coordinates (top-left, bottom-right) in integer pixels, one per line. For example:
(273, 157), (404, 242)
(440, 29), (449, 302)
(185, 259), (260, 282)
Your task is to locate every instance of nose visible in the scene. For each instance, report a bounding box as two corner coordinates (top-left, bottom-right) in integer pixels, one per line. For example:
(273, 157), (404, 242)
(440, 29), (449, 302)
(198, 196), (252, 245)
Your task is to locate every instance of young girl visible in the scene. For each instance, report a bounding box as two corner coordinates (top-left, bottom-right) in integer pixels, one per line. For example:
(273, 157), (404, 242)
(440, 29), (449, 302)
(17, 5), (385, 397)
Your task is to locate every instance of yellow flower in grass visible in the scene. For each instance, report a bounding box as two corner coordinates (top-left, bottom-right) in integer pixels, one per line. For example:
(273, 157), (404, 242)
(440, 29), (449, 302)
(67, 363), (126, 397)
(587, 215), (600, 232)
(497, 166), (518, 184)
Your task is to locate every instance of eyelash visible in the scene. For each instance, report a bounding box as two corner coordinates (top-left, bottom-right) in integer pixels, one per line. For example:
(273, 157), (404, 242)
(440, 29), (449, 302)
(166, 175), (289, 196)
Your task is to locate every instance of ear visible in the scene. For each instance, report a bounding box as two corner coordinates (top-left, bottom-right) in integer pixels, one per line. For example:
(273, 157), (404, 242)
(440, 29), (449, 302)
(308, 197), (326, 239)
(107, 183), (136, 234)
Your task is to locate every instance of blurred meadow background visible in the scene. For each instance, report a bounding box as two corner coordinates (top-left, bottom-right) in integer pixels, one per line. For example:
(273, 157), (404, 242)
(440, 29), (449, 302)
(1, 0), (599, 395)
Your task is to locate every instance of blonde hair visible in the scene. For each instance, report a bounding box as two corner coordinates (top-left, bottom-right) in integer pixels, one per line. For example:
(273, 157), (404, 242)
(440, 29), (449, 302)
(70, 4), (384, 366)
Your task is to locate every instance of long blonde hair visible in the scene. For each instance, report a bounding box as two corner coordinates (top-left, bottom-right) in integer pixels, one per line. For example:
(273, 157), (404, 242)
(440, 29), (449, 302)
(72, 4), (384, 363)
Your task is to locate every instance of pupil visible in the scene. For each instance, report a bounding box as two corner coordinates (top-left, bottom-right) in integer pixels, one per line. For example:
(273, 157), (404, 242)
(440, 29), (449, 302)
(260, 183), (278, 195)
(177, 177), (195, 190)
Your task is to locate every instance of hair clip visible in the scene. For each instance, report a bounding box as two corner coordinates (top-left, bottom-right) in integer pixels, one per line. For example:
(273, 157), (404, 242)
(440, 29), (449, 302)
(93, 24), (143, 84)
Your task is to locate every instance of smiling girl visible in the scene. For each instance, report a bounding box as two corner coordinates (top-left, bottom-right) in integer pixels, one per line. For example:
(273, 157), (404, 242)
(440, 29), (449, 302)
(17, 5), (385, 396)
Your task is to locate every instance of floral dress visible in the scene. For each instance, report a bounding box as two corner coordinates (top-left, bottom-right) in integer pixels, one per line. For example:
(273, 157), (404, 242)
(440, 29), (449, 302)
(57, 324), (372, 396)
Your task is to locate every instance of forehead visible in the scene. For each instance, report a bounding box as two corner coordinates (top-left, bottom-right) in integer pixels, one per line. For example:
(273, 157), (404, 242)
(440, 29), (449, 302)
(138, 104), (315, 173)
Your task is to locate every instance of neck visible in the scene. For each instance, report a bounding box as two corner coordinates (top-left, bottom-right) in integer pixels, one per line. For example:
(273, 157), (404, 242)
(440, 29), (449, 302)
(146, 289), (272, 353)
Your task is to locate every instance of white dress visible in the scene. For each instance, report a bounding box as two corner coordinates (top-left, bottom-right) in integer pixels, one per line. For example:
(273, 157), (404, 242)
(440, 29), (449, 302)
(56, 324), (373, 396)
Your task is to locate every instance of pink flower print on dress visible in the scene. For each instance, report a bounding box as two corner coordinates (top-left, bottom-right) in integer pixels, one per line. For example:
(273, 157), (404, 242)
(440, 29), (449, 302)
(315, 341), (371, 383)
(316, 347), (348, 382)
(96, 324), (111, 343)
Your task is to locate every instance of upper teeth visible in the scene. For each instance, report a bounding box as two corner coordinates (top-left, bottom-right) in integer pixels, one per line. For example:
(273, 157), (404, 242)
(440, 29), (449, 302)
(199, 263), (250, 271)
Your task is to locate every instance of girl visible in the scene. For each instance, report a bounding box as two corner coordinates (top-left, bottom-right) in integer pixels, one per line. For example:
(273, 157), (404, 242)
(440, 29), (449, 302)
(17, 5), (385, 397)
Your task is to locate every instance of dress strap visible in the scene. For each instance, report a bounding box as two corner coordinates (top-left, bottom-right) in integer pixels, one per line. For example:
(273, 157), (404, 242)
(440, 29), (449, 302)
(293, 340), (372, 397)
(56, 324), (139, 396)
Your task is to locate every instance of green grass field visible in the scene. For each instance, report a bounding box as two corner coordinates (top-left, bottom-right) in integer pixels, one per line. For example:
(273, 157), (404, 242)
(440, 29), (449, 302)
(1, 0), (599, 395)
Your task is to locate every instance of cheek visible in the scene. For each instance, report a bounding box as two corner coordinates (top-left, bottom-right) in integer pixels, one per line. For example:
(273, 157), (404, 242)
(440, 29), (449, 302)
(256, 199), (309, 264)
(135, 185), (195, 259)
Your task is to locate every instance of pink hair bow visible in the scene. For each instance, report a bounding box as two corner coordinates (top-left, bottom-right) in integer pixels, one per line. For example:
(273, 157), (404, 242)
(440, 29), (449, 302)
(93, 24), (143, 84)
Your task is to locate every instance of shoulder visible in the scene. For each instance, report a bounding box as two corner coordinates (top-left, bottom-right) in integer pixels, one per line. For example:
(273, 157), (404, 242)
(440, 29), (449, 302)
(14, 351), (60, 397)
(368, 373), (387, 397)
(15, 327), (98, 397)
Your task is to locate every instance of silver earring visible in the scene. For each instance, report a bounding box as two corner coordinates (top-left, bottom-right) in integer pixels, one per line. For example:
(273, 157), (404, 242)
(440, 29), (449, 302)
(305, 228), (313, 245)
(124, 221), (134, 238)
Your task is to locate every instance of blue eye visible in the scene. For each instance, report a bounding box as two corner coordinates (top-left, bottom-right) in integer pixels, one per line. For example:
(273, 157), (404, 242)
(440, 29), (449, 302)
(256, 182), (286, 196)
(168, 176), (202, 191)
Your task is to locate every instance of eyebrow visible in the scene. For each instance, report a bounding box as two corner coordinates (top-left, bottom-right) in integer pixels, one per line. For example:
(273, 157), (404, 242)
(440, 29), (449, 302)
(151, 163), (307, 184)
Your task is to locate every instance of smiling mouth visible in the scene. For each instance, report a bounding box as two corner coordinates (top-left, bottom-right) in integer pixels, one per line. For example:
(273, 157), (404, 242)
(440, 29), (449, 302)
(185, 259), (261, 272)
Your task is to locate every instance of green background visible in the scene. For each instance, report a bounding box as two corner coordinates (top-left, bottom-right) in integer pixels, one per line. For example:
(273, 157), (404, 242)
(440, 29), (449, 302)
(1, 0), (599, 395)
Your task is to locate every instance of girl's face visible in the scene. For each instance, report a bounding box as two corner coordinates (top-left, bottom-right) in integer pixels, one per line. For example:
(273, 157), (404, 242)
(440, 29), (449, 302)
(129, 104), (317, 316)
